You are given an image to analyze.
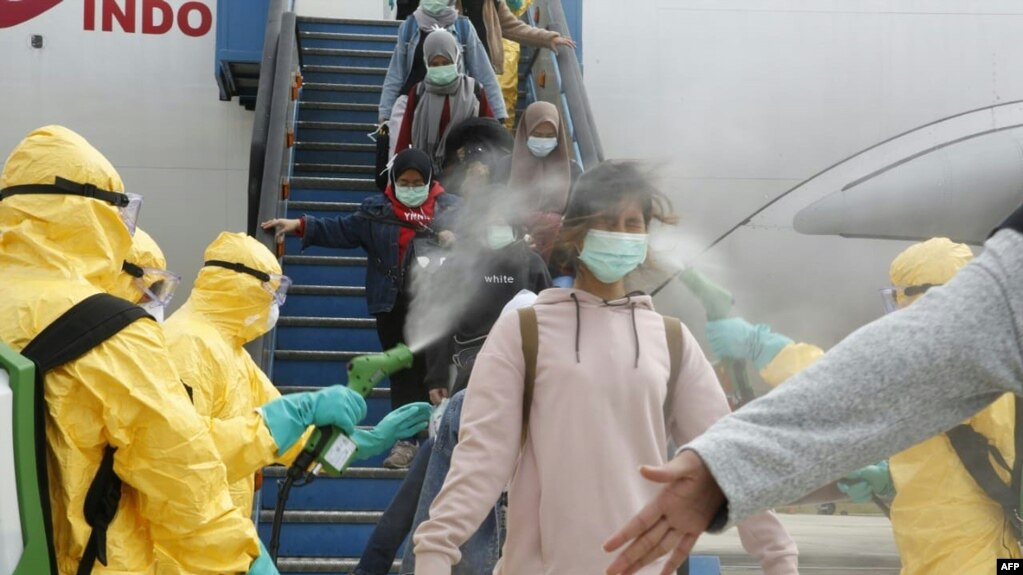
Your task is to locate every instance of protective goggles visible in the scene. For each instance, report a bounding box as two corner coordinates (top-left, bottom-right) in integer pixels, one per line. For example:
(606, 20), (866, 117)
(122, 261), (181, 307)
(0, 176), (143, 235)
(204, 259), (291, 306)
(879, 283), (939, 314)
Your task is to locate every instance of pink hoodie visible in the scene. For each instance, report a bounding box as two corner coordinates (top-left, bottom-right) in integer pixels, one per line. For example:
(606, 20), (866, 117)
(413, 288), (799, 574)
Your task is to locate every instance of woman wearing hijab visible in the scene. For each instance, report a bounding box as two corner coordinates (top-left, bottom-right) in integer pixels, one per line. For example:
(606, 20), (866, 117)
(508, 101), (577, 263)
(261, 149), (461, 469)
(380, 0), (506, 142)
(394, 29), (495, 173)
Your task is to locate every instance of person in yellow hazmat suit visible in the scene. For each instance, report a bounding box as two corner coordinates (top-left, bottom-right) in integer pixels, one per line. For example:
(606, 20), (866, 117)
(160, 233), (433, 525)
(705, 237), (1020, 574)
(108, 227), (181, 322)
(499, 0), (532, 129)
(0, 125), (280, 574)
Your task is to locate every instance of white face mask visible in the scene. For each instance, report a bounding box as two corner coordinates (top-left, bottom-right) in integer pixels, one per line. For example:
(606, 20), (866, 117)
(527, 136), (558, 158)
(141, 301), (165, 323)
(266, 303), (280, 331)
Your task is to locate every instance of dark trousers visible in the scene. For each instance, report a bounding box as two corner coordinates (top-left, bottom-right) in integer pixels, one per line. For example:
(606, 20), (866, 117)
(374, 300), (430, 410)
(396, 0), (419, 20)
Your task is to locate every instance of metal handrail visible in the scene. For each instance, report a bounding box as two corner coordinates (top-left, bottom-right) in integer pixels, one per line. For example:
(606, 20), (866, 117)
(248, 8), (301, 374)
(525, 0), (604, 169)
(247, 0), (287, 236)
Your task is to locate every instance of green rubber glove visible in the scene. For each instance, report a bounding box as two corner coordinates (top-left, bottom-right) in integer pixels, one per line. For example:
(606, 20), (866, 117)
(706, 317), (793, 369)
(678, 267), (734, 321)
(247, 540), (281, 575)
(389, 0), (396, 9)
(506, 0), (525, 12)
(837, 461), (894, 502)
(260, 385), (368, 454)
(351, 402), (432, 460)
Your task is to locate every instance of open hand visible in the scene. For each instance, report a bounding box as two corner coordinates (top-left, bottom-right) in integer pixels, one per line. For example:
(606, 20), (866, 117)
(261, 218), (302, 244)
(551, 35), (577, 51)
(604, 450), (725, 575)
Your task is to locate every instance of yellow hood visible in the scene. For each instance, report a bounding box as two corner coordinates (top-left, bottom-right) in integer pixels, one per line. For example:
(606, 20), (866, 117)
(110, 227), (167, 302)
(0, 125), (130, 292)
(183, 232), (283, 345)
(889, 237), (973, 307)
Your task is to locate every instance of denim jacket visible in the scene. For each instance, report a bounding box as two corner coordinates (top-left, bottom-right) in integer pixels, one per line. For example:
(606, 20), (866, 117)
(379, 16), (507, 122)
(302, 191), (461, 315)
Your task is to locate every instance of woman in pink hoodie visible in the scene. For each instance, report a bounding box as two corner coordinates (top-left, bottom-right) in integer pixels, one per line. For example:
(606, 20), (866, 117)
(412, 160), (800, 575)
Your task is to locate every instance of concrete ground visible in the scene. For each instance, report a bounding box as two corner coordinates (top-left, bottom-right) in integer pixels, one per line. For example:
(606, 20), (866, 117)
(691, 514), (901, 574)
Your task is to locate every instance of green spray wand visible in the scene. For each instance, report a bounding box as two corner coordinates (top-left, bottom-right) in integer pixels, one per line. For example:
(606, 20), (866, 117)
(651, 268), (758, 408)
(269, 344), (414, 562)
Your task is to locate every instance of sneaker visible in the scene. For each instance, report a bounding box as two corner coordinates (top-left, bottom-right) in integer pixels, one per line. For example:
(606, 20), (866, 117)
(383, 440), (418, 469)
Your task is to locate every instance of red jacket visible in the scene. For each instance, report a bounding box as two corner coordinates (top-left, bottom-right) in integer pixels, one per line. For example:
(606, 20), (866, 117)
(394, 82), (494, 154)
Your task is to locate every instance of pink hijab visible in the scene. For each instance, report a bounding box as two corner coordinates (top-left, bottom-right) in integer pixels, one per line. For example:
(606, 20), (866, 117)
(509, 101), (572, 214)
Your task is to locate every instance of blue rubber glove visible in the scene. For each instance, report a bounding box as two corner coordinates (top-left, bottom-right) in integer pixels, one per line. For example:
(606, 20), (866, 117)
(706, 317), (793, 369)
(260, 385), (368, 454)
(248, 540), (280, 575)
(837, 461), (894, 502)
(351, 402), (432, 460)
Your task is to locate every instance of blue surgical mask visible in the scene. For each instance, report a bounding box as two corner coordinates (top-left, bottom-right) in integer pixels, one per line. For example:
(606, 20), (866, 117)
(426, 64), (458, 86)
(578, 230), (648, 284)
(395, 184), (430, 207)
(487, 225), (516, 250)
(421, 0), (451, 15)
(527, 136), (558, 158)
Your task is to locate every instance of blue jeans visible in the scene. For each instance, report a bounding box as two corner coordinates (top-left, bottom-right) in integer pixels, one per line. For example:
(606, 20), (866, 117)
(352, 438), (434, 575)
(400, 390), (501, 574)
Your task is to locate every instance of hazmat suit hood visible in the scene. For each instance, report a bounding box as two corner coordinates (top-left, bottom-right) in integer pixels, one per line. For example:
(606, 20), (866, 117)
(889, 237), (973, 307)
(181, 232), (284, 345)
(110, 227), (167, 302)
(0, 125), (130, 292)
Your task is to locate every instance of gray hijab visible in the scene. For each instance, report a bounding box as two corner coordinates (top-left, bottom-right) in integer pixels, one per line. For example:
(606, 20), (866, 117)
(413, 0), (458, 31)
(411, 29), (480, 169)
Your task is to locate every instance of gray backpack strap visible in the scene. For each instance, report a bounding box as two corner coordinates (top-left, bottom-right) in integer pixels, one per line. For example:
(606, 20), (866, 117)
(663, 316), (683, 424)
(518, 307), (538, 449)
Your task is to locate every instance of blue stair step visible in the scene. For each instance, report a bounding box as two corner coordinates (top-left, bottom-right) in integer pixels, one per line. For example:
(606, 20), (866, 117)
(295, 142), (376, 166)
(299, 31), (399, 51)
(297, 17), (401, 36)
(276, 316), (379, 353)
(284, 285), (369, 317)
(301, 48), (392, 68)
(282, 254), (367, 285)
(262, 466), (405, 511)
(303, 65), (387, 86)
(274, 351), (381, 388)
(297, 121), (379, 144)
(258, 510), (383, 557)
(294, 162), (377, 177)
(287, 200), (361, 220)
(299, 102), (380, 124)
(282, 236), (365, 258)
(302, 83), (383, 105)
(276, 557), (400, 575)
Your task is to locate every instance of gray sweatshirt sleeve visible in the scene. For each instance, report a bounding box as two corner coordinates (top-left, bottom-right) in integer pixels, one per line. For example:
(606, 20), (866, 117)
(687, 229), (1023, 527)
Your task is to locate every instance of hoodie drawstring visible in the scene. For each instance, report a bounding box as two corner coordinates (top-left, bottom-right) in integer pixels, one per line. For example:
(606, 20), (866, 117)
(630, 303), (640, 368)
(570, 292), (581, 363)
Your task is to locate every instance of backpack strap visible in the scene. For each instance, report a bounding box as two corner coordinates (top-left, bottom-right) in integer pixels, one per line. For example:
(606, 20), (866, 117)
(946, 423), (1022, 541)
(518, 307), (538, 449)
(20, 293), (151, 574)
(662, 316), (683, 425)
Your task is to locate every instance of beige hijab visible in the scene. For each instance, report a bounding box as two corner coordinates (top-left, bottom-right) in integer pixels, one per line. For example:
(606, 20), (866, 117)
(509, 101), (572, 214)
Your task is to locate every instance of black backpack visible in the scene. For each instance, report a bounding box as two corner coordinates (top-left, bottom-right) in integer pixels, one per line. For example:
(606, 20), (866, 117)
(19, 293), (151, 575)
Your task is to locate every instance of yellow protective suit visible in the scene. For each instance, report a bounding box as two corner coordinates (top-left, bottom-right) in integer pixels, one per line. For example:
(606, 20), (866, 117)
(500, 0), (533, 129)
(163, 233), (304, 516)
(886, 238), (1019, 573)
(0, 126), (260, 574)
(763, 237), (1019, 574)
(109, 227), (166, 303)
